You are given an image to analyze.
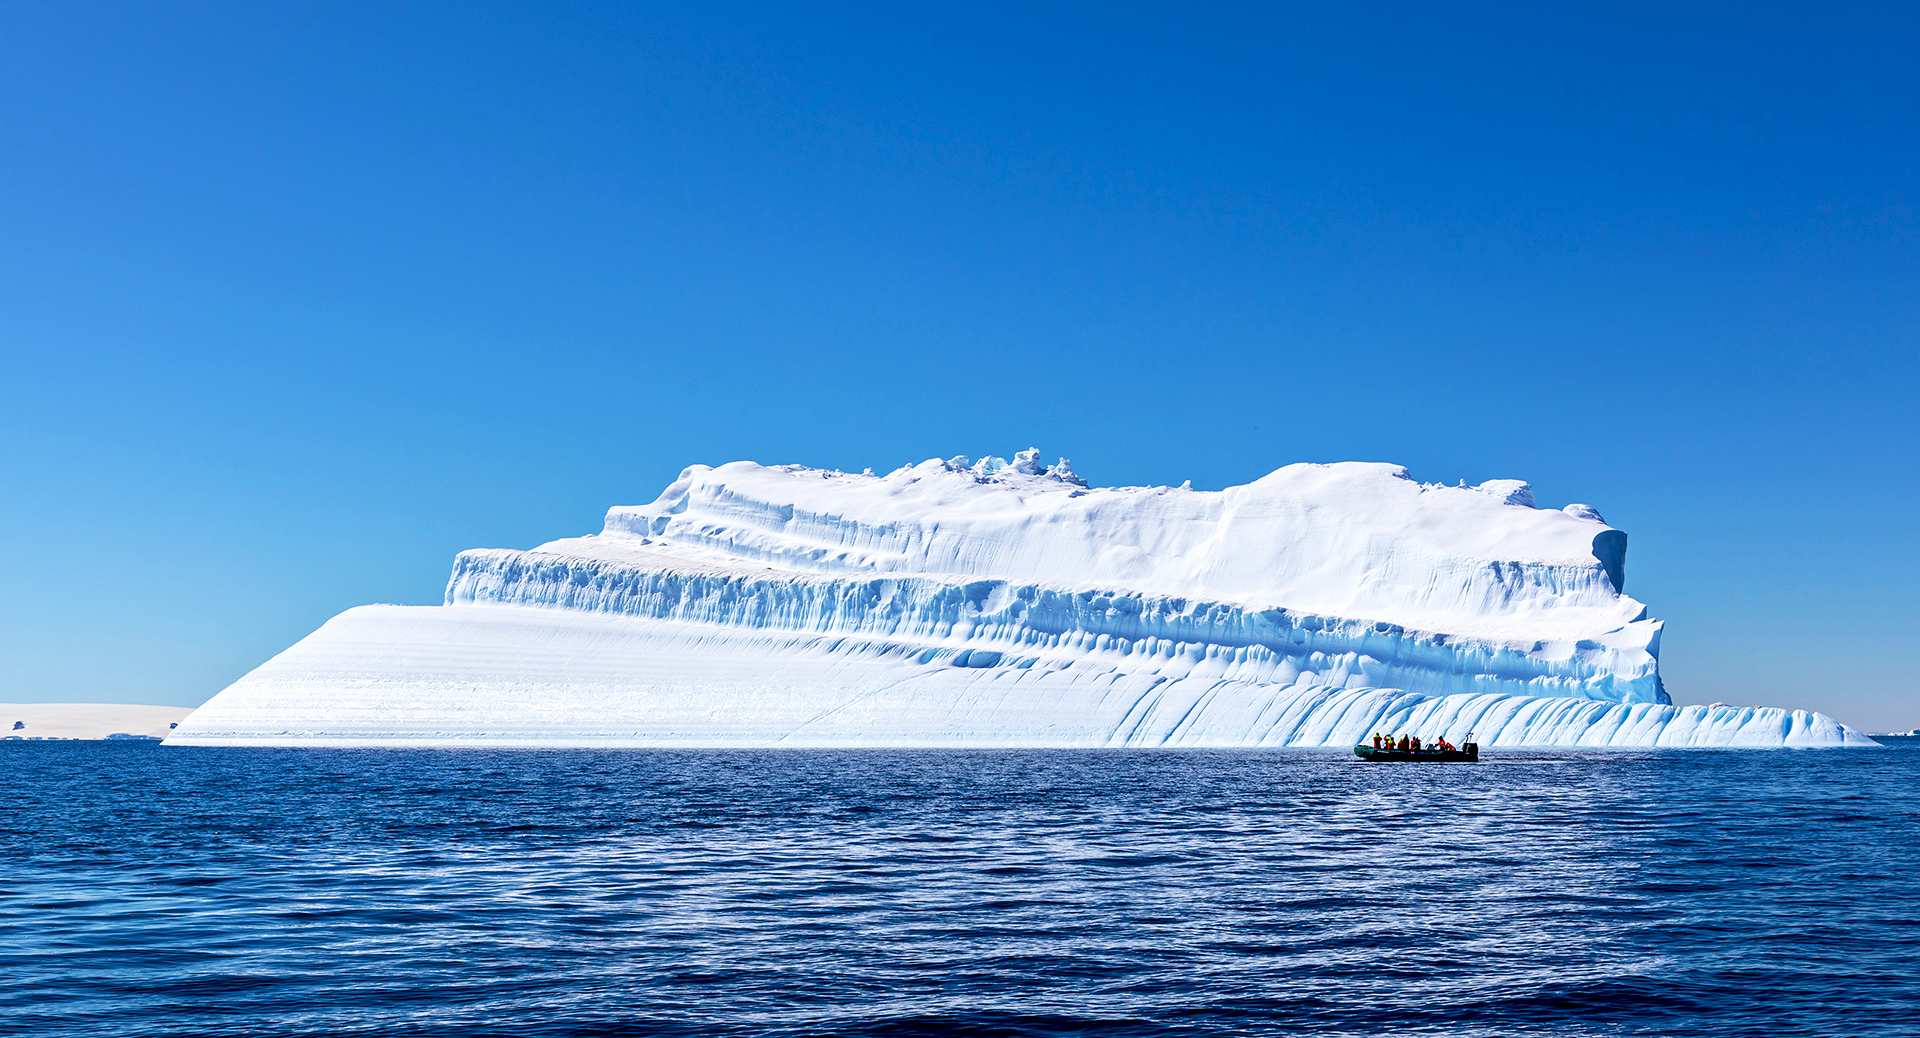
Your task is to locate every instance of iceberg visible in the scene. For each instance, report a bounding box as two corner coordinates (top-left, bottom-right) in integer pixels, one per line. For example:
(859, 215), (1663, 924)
(170, 451), (1871, 748)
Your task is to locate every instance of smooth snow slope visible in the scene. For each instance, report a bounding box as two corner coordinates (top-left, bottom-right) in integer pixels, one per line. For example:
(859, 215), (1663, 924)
(171, 451), (1870, 747)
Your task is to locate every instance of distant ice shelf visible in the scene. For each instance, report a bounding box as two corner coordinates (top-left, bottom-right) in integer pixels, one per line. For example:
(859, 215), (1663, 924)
(170, 452), (1872, 748)
(4, 703), (194, 741)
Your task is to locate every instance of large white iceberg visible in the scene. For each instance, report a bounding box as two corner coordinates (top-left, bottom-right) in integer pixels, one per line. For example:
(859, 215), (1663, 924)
(170, 451), (1871, 748)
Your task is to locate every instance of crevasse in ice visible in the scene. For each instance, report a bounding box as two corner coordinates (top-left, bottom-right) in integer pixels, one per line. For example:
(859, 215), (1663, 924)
(170, 450), (1872, 747)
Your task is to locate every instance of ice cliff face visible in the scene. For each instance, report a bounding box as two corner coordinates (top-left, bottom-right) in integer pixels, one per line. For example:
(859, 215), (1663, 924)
(170, 451), (1871, 747)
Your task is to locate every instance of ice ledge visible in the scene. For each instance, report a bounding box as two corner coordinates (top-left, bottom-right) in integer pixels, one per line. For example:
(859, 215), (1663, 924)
(444, 547), (1670, 705)
(167, 604), (1867, 748)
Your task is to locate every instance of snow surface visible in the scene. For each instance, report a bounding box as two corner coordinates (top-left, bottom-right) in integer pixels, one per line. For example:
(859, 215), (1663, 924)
(170, 452), (1870, 748)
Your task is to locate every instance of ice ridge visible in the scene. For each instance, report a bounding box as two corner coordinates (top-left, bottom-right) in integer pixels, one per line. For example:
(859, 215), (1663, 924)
(443, 548), (1662, 703)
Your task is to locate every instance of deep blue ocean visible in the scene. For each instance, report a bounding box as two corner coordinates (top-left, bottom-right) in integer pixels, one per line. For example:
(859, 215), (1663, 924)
(3, 741), (1915, 1037)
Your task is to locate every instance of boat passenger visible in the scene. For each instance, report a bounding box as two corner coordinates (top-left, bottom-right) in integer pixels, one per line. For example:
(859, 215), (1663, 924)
(1372, 733), (1381, 749)
(1397, 735), (1410, 751)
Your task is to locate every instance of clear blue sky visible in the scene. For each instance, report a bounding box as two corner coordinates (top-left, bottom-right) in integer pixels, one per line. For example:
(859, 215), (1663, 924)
(3, 2), (1915, 729)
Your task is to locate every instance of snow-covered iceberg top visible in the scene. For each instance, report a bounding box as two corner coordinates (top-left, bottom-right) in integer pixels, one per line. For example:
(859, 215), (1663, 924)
(597, 452), (1641, 637)
(167, 449), (1870, 747)
(549, 449), (1651, 678)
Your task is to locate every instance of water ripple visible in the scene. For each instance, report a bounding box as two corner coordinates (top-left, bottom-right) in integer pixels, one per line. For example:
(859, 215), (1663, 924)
(2, 742), (1916, 1037)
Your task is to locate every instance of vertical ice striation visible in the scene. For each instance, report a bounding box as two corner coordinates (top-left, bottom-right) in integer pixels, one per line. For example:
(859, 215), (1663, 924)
(169, 453), (1869, 747)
